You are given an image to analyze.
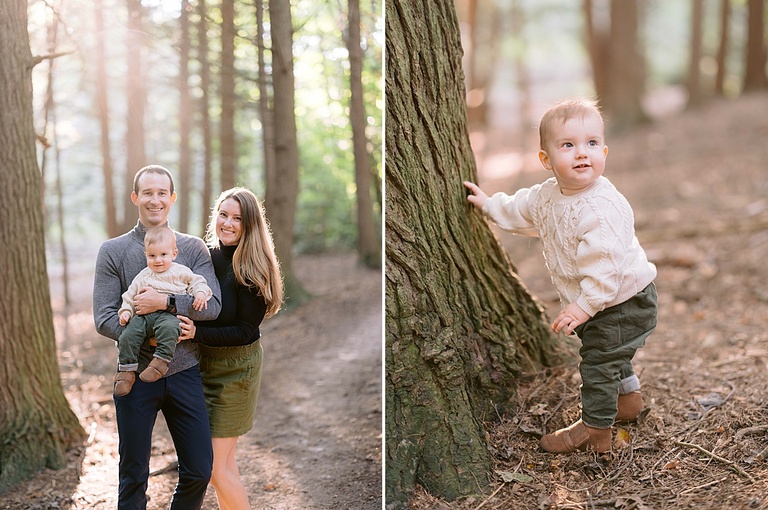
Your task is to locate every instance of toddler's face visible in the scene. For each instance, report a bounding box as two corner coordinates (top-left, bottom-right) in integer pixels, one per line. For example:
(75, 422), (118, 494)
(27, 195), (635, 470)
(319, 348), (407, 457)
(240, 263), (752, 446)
(538, 112), (608, 196)
(145, 239), (177, 273)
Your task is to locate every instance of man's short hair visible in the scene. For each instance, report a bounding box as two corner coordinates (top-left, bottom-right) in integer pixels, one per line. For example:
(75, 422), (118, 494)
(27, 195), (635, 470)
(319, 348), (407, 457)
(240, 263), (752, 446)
(133, 165), (175, 195)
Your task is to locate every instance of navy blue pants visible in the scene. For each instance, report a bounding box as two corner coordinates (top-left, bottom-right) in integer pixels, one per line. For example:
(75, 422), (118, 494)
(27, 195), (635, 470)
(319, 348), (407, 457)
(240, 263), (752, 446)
(114, 365), (212, 510)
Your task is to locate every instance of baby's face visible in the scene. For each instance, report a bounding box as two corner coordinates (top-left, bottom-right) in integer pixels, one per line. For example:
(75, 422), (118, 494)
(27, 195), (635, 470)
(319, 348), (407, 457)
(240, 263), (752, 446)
(144, 239), (177, 274)
(539, 112), (608, 196)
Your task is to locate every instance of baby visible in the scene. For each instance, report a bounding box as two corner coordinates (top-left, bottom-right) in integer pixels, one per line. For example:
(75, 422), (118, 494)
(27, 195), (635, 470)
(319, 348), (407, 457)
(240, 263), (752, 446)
(114, 226), (212, 396)
(464, 98), (657, 453)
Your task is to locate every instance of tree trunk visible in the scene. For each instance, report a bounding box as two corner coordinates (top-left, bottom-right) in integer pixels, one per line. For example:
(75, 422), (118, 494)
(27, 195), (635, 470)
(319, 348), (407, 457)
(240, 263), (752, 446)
(257, 0), (277, 220)
(0, 0), (84, 494)
(385, 1), (557, 507)
(124, 0), (147, 231)
(94, 0), (118, 238)
(687, 0), (705, 107)
(269, 0), (308, 306)
(346, 0), (381, 268)
(197, 0), (214, 236)
(602, 0), (647, 132)
(584, 0), (609, 104)
(743, 0), (768, 92)
(220, 0), (237, 191)
(178, 0), (192, 233)
(714, 0), (731, 96)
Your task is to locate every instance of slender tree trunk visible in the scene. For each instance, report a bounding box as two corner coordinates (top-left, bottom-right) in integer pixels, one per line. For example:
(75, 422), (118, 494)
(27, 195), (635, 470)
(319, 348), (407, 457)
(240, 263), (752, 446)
(124, 0), (147, 230)
(714, 0), (731, 96)
(347, 0), (381, 268)
(178, 0), (192, 233)
(743, 0), (768, 92)
(0, 0), (84, 493)
(385, 1), (557, 507)
(584, 0), (609, 103)
(687, 0), (705, 107)
(257, 0), (278, 212)
(220, 0), (237, 190)
(197, 0), (214, 235)
(269, 0), (308, 306)
(94, 0), (118, 237)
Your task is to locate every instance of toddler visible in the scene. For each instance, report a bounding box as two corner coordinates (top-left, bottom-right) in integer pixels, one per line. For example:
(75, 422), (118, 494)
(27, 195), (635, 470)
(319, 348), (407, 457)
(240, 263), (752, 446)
(114, 226), (212, 396)
(464, 98), (657, 453)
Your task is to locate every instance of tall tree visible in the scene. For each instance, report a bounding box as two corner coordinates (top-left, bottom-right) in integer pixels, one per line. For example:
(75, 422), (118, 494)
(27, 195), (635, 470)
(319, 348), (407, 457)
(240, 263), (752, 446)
(714, 0), (731, 96)
(346, 0), (381, 268)
(269, 0), (308, 306)
(385, 1), (557, 507)
(94, 0), (119, 237)
(687, 0), (705, 107)
(197, 0), (214, 236)
(256, 0), (277, 209)
(0, 0), (84, 493)
(178, 0), (193, 233)
(123, 0), (147, 231)
(743, 0), (768, 92)
(220, 0), (237, 190)
(585, 0), (647, 131)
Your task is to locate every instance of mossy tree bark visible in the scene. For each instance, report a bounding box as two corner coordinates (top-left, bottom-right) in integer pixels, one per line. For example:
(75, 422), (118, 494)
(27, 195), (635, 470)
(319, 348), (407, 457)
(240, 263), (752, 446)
(385, 1), (558, 507)
(0, 0), (85, 494)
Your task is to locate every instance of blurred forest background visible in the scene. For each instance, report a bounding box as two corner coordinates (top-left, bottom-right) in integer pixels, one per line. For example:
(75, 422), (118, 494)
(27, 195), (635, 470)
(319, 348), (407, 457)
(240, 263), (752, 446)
(456, 0), (766, 152)
(29, 0), (382, 309)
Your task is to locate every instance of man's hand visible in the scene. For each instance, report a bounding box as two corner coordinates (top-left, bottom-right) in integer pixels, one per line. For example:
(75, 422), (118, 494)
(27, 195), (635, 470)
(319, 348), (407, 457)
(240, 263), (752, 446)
(134, 287), (167, 315)
(552, 303), (591, 336)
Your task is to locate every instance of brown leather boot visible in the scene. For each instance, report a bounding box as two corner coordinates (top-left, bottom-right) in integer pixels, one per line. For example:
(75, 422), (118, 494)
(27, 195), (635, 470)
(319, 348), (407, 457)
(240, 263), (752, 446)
(114, 371), (137, 397)
(540, 420), (612, 453)
(616, 391), (644, 423)
(139, 358), (169, 383)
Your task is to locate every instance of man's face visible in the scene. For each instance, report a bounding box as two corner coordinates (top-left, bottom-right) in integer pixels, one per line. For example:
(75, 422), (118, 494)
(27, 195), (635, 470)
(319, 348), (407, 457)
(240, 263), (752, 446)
(131, 172), (177, 228)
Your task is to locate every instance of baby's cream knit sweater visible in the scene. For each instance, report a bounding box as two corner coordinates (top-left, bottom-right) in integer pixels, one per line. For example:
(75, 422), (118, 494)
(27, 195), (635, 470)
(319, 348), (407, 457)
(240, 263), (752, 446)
(483, 176), (656, 316)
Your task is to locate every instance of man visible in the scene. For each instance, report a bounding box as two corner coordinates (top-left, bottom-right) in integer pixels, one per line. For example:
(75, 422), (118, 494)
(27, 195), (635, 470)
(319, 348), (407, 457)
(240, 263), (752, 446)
(93, 165), (222, 509)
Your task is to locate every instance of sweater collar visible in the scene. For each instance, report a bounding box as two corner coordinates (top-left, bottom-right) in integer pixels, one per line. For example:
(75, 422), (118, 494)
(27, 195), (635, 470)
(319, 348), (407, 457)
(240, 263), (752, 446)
(131, 220), (170, 241)
(217, 241), (237, 258)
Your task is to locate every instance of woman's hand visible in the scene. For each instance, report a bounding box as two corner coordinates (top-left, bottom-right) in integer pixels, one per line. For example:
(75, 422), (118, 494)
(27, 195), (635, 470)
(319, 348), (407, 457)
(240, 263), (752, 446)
(177, 315), (197, 342)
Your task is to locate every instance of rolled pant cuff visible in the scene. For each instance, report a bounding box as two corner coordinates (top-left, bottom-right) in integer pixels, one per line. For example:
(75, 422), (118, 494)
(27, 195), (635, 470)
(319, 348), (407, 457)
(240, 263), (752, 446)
(118, 363), (139, 372)
(619, 375), (641, 394)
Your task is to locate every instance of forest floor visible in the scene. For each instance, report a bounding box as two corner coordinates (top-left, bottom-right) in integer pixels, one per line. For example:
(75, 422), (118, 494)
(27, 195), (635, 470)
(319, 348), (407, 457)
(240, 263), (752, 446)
(0, 253), (382, 509)
(409, 92), (768, 509)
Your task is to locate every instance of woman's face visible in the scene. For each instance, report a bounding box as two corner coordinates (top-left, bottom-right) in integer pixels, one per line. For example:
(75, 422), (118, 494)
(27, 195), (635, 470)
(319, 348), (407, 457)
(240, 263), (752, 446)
(216, 198), (243, 246)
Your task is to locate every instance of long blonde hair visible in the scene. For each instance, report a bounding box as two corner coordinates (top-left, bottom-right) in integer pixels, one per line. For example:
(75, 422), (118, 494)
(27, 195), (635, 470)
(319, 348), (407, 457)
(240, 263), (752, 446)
(205, 187), (283, 317)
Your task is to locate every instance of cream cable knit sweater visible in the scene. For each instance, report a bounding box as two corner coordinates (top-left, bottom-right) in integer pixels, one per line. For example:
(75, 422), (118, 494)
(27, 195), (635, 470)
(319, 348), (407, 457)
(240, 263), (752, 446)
(483, 176), (656, 317)
(118, 262), (213, 319)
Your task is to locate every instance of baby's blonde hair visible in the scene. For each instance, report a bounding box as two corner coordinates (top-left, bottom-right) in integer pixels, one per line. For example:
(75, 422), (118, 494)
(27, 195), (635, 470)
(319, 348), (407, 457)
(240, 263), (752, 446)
(538, 98), (604, 150)
(144, 226), (176, 250)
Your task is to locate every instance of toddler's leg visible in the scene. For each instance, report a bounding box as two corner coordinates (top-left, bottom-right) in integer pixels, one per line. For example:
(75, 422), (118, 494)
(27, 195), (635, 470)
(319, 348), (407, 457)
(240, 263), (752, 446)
(139, 311), (180, 383)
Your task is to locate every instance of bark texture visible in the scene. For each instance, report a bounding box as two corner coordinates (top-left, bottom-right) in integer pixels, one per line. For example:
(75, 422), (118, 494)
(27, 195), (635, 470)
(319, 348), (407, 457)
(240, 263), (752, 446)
(385, 1), (557, 506)
(0, 0), (84, 494)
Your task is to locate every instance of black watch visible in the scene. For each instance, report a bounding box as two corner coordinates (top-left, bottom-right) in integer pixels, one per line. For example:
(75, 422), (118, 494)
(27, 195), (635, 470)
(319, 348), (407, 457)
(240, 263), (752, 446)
(166, 294), (176, 313)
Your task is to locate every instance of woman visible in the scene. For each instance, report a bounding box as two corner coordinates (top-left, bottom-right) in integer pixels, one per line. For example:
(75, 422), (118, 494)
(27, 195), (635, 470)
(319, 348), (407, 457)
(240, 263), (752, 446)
(179, 187), (283, 509)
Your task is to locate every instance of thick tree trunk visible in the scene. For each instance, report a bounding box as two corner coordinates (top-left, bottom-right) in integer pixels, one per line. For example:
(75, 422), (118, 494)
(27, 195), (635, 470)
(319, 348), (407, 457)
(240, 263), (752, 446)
(0, 0), (84, 494)
(743, 0), (768, 92)
(257, 0), (277, 220)
(347, 0), (381, 268)
(269, 0), (308, 306)
(687, 0), (705, 107)
(385, 1), (557, 507)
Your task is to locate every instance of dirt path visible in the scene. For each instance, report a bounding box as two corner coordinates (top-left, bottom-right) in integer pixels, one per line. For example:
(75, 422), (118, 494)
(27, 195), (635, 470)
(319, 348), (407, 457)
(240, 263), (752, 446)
(0, 253), (382, 510)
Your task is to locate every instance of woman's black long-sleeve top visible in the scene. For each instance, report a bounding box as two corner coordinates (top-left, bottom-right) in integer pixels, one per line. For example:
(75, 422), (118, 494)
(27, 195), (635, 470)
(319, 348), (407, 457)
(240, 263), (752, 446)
(192, 243), (267, 347)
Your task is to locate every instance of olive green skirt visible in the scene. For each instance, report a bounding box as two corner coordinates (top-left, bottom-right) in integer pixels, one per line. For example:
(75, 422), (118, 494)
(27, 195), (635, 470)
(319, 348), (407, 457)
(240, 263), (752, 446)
(198, 341), (263, 438)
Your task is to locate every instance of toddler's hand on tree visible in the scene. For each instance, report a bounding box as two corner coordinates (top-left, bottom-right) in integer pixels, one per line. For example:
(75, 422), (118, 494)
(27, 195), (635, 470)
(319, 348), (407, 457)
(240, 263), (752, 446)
(552, 303), (590, 336)
(463, 181), (488, 209)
